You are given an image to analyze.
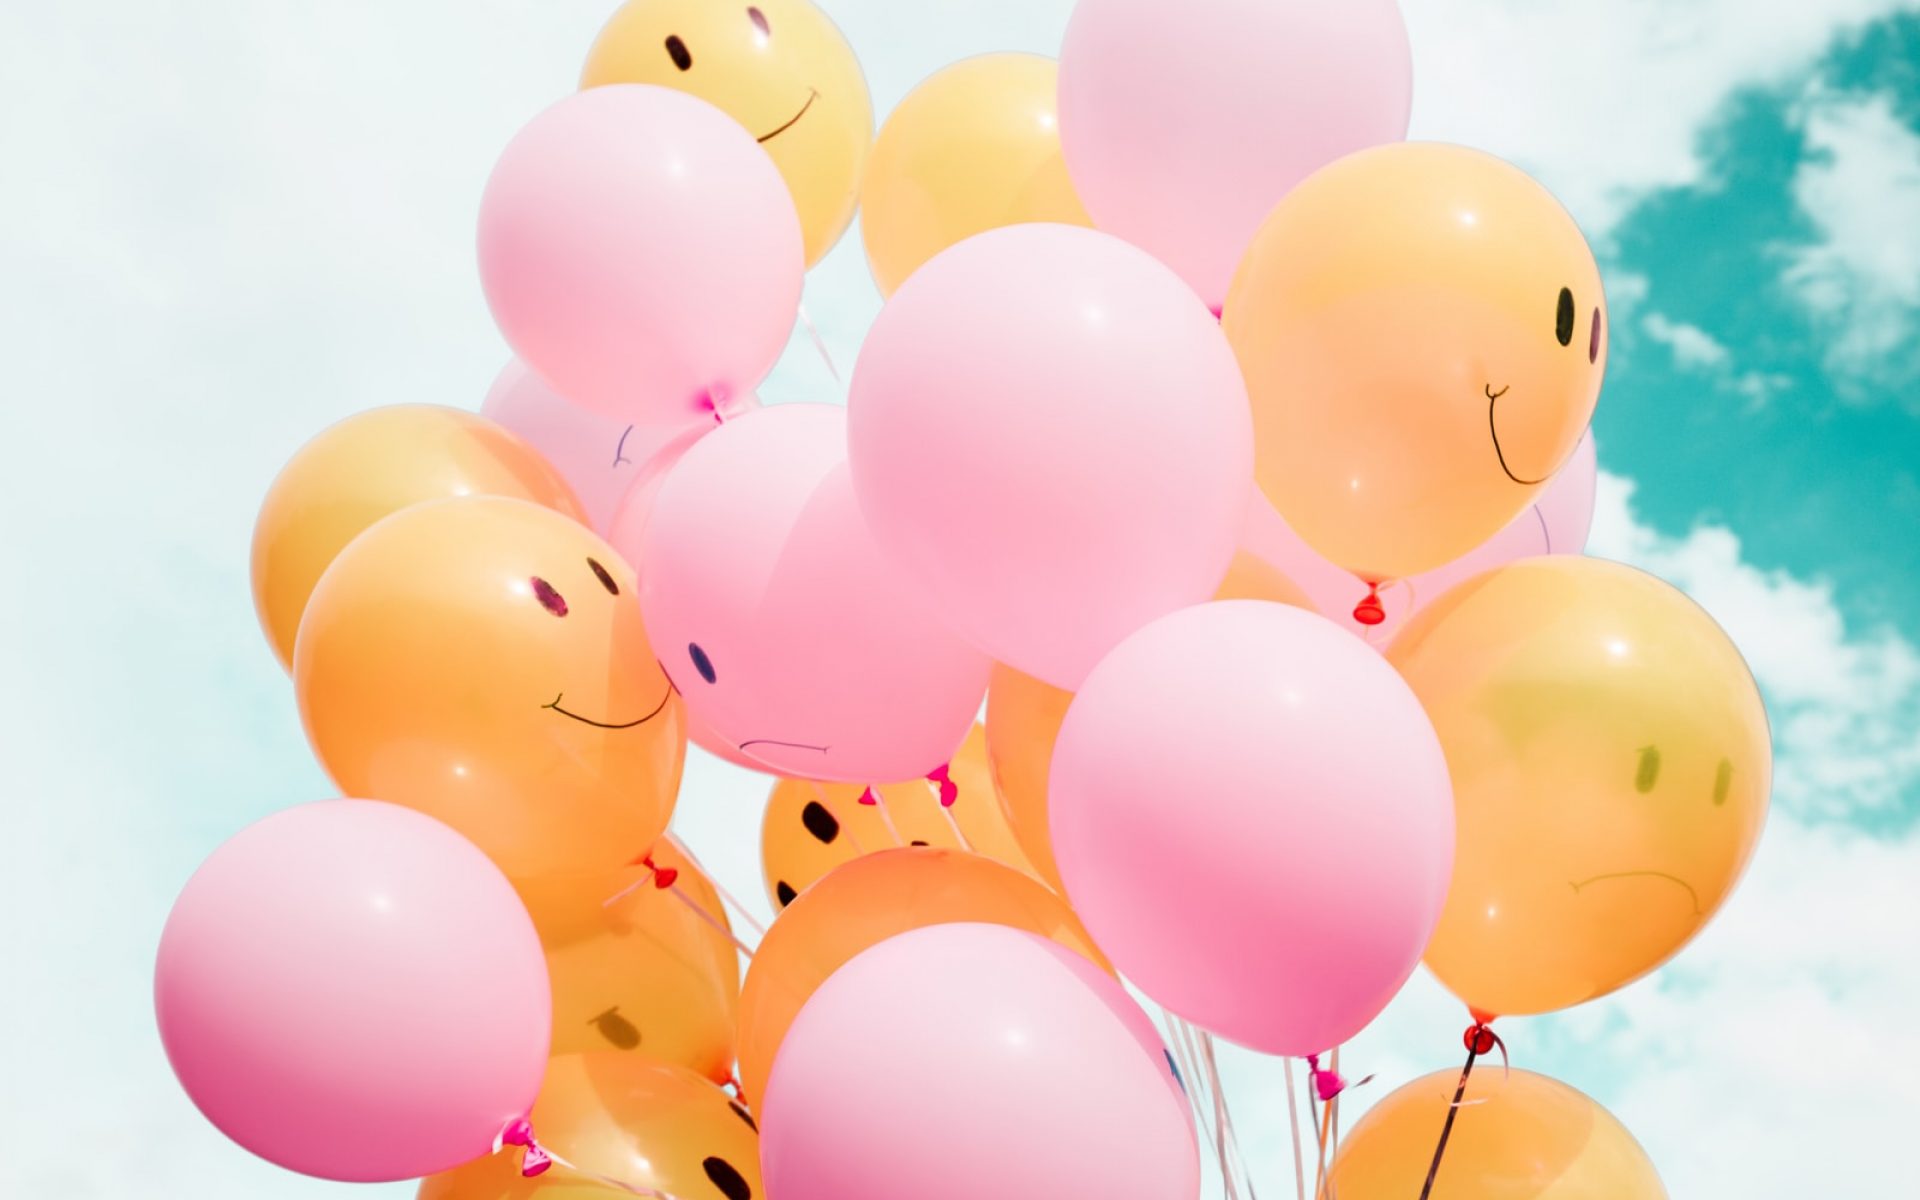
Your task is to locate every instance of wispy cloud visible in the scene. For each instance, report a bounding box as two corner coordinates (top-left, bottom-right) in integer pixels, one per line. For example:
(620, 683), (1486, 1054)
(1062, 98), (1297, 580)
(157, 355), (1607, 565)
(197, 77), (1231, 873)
(1643, 312), (1734, 370)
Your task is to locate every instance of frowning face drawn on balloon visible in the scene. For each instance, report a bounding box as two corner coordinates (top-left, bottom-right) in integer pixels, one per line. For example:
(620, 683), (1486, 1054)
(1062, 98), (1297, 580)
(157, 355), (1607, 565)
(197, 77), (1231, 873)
(294, 496), (686, 880)
(633, 404), (988, 785)
(582, 0), (873, 265)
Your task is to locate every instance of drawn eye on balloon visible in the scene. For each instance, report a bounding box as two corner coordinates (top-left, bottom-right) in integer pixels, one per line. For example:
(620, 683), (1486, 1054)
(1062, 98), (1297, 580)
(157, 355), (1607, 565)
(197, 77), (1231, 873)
(703, 1154), (753, 1200)
(1633, 745), (1661, 794)
(689, 642), (718, 684)
(589, 1005), (642, 1050)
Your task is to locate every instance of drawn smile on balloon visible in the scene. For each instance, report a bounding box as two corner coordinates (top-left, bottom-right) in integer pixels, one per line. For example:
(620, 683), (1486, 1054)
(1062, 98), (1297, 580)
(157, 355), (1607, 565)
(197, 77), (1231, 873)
(757, 88), (818, 142)
(738, 737), (830, 754)
(1487, 383), (1554, 486)
(1569, 870), (1703, 915)
(543, 688), (673, 729)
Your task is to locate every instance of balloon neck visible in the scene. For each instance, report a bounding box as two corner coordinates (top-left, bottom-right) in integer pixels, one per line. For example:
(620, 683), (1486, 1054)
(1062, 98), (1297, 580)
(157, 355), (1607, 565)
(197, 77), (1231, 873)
(1305, 1052), (1347, 1102)
(857, 786), (880, 807)
(641, 855), (678, 889)
(498, 1118), (553, 1178)
(1463, 1020), (1502, 1057)
(926, 763), (958, 808)
(1352, 581), (1388, 627)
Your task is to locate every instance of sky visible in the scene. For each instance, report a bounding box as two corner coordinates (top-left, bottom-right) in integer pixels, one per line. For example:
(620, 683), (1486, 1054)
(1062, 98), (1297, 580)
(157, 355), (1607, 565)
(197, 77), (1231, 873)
(2, 1), (1917, 1196)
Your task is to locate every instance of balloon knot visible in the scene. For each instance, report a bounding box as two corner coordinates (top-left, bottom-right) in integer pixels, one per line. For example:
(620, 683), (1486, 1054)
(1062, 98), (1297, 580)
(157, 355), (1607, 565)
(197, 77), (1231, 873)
(1306, 1053), (1348, 1102)
(499, 1118), (553, 1178)
(1353, 581), (1387, 627)
(927, 763), (958, 807)
(857, 786), (880, 807)
(642, 855), (678, 889)
(1464, 1021), (1501, 1056)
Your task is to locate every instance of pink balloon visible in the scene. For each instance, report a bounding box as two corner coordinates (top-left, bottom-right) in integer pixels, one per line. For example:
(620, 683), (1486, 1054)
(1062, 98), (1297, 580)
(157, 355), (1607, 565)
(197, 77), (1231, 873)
(762, 923), (1198, 1200)
(626, 403), (990, 782)
(1059, 0), (1412, 308)
(477, 85), (803, 425)
(154, 800), (550, 1182)
(1241, 433), (1598, 639)
(848, 224), (1252, 691)
(1050, 602), (1453, 1056)
(481, 360), (761, 535)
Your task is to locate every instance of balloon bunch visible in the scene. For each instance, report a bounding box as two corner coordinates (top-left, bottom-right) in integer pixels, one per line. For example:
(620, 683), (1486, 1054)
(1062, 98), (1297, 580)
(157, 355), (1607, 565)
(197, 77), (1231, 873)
(158, 2), (1773, 1199)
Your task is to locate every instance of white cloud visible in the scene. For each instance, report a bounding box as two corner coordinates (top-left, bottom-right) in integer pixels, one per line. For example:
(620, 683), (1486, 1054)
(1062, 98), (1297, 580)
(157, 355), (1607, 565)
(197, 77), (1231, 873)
(1642, 311), (1733, 369)
(1781, 87), (1920, 394)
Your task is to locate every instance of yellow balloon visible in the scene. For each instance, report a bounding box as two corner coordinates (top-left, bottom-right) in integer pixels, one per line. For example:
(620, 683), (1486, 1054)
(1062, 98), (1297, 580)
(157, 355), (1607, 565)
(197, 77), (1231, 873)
(251, 405), (584, 672)
(734, 846), (1108, 1106)
(528, 840), (740, 1084)
(295, 496), (687, 884)
(582, 0), (872, 266)
(419, 1054), (760, 1200)
(1388, 557), (1770, 1016)
(1223, 143), (1607, 581)
(986, 552), (1314, 892)
(860, 53), (1090, 296)
(761, 725), (1040, 908)
(1328, 1068), (1666, 1198)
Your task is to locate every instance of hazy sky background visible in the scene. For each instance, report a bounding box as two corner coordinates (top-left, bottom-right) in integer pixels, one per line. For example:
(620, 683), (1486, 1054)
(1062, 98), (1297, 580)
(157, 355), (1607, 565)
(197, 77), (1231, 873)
(4, 1), (1917, 1196)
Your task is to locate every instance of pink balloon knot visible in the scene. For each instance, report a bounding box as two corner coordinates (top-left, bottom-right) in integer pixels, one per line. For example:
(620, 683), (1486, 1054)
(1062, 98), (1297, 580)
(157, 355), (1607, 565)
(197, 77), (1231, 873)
(642, 854), (678, 889)
(500, 1118), (553, 1177)
(927, 763), (958, 807)
(857, 786), (880, 807)
(1306, 1053), (1347, 1102)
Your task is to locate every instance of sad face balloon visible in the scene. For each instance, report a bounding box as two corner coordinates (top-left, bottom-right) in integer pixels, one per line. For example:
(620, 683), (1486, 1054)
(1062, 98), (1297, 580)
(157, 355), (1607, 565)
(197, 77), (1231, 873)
(1224, 142), (1607, 582)
(1389, 556), (1770, 1016)
(628, 403), (988, 784)
(296, 496), (686, 882)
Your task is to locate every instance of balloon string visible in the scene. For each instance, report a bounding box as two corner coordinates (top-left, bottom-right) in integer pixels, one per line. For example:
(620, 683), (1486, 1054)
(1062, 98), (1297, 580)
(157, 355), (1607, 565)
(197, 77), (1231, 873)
(1328, 1046), (1343, 1200)
(797, 303), (842, 384)
(663, 880), (756, 959)
(1418, 1023), (1503, 1200)
(1201, 1029), (1259, 1200)
(1159, 1014), (1225, 1172)
(924, 773), (976, 853)
(858, 786), (904, 846)
(1203, 1031), (1238, 1200)
(665, 834), (768, 939)
(601, 863), (660, 909)
(807, 781), (868, 855)
(1282, 1057), (1308, 1200)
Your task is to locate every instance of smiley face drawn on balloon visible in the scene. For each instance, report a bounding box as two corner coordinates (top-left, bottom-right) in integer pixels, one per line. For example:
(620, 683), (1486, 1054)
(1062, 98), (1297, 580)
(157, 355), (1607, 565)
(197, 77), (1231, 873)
(295, 495), (686, 882)
(583, 0), (873, 265)
(629, 404), (989, 785)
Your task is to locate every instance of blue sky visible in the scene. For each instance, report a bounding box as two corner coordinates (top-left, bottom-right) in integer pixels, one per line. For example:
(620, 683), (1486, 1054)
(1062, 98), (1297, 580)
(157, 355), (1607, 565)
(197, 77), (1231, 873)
(3, 2), (1916, 1197)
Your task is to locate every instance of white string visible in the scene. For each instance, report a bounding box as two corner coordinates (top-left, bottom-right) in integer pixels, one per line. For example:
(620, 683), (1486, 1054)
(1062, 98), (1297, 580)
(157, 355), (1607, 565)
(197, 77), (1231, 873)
(926, 780), (976, 853)
(663, 882), (756, 959)
(1200, 1029), (1258, 1200)
(797, 303), (842, 384)
(1158, 1012), (1224, 1170)
(1282, 1058), (1308, 1200)
(665, 834), (768, 939)
(865, 787), (904, 846)
(806, 781), (868, 855)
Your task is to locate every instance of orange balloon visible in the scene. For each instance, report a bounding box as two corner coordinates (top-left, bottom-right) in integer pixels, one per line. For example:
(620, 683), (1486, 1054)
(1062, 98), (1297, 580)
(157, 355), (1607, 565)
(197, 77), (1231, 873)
(1328, 1068), (1666, 1198)
(760, 725), (1040, 908)
(1223, 143), (1607, 581)
(529, 839), (740, 1084)
(295, 496), (686, 883)
(1389, 557), (1770, 1016)
(986, 552), (1313, 891)
(418, 1054), (761, 1200)
(251, 405), (584, 671)
(734, 846), (1109, 1105)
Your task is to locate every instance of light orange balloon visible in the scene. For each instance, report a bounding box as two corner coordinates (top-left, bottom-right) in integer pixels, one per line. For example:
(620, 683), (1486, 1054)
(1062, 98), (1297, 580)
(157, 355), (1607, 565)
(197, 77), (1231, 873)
(251, 405), (584, 671)
(582, 0), (872, 266)
(1389, 557), (1770, 1017)
(1223, 143), (1607, 581)
(526, 840), (740, 1084)
(295, 496), (686, 883)
(860, 53), (1091, 296)
(761, 724), (1040, 909)
(418, 1054), (760, 1200)
(1329, 1067), (1666, 1198)
(735, 846), (1108, 1106)
(986, 552), (1314, 892)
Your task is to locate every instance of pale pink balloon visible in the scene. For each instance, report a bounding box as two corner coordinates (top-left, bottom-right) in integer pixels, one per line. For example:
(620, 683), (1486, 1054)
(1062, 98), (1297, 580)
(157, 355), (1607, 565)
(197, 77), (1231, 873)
(847, 223), (1252, 691)
(1241, 433), (1598, 638)
(477, 85), (803, 426)
(762, 923), (1198, 1200)
(1059, 0), (1412, 308)
(481, 360), (761, 535)
(154, 800), (550, 1182)
(1049, 601), (1453, 1056)
(626, 403), (990, 783)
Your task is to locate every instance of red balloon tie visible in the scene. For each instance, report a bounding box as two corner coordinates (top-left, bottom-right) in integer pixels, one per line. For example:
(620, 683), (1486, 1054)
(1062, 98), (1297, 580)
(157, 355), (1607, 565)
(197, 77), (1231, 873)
(926, 763), (958, 808)
(1352, 581), (1387, 626)
(499, 1118), (553, 1178)
(642, 855), (677, 889)
(1306, 1053), (1347, 1102)
(857, 786), (880, 807)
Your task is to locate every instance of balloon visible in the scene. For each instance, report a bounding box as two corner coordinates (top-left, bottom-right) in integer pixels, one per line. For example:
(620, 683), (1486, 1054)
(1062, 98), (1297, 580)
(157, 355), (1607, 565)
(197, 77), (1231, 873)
(1240, 432), (1599, 638)
(582, 0), (872, 266)
(1388, 557), (1771, 1017)
(482, 362), (764, 536)
(860, 53), (1090, 296)
(761, 923), (1197, 1200)
(419, 1054), (761, 1200)
(629, 403), (989, 783)
(1058, 0), (1411, 309)
(477, 85), (803, 425)
(533, 840), (739, 1084)
(1329, 1068), (1667, 1198)
(986, 552), (1314, 891)
(155, 800), (549, 1183)
(735, 847), (1108, 1106)
(295, 496), (686, 883)
(250, 405), (584, 672)
(848, 223), (1253, 690)
(1223, 143), (1608, 582)
(1050, 600), (1453, 1055)
(762, 725), (1041, 908)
